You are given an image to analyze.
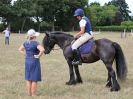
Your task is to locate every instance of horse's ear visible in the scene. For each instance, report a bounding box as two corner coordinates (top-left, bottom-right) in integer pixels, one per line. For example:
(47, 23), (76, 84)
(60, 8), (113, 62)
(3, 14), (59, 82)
(44, 32), (49, 37)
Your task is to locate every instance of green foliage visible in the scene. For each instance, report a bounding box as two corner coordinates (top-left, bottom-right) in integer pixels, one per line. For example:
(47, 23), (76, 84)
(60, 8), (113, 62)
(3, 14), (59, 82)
(95, 25), (133, 32)
(100, 5), (118, 25)
(86, 3), (101, 26)
(120, 21), (133, 31)
(108, 0), (131, 21)
(0, 0), (12, 15)
(0, 0), (132, 32)
(13, 0), (36, 17)
(0, 0), (13, 25)
(121, 21), (133, 27)
(11, 0), (88, 31)
(86, 4), (118, 26)
(128, 26), (133, 31)
(0, 24), (5, 31)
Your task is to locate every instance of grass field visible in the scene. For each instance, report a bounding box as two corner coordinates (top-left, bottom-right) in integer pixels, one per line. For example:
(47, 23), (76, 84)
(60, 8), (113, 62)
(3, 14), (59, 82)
(0, 32), (133, 99)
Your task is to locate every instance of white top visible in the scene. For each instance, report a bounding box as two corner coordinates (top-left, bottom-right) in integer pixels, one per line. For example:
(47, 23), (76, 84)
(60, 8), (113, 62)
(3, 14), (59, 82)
(79, 18), (93, 35)
(79, 19), (86, 27)
(3, 30), (10, 37)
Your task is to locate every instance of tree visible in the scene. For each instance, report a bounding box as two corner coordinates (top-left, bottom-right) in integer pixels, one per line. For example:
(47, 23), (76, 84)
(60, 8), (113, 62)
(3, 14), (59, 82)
(0, 0), (13, 27)
(56, 0), (88, 31)
(13, 0), (36, 32)
(100, 5), (118, 25)
(1, 0), (89, 32)
(86, 2), (101, 26)
(34, 0), (88, 31)
(86, 3), (118, 26)
(108, 0), (131, 21)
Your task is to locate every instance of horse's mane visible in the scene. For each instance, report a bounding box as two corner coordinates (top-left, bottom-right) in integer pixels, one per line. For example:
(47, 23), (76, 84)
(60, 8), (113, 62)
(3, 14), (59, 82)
(50, 31), (74, 38)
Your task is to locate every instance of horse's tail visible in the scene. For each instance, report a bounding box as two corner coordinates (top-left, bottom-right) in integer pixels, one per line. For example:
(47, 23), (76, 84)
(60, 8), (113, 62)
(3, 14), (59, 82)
(112, 42), (127, 81)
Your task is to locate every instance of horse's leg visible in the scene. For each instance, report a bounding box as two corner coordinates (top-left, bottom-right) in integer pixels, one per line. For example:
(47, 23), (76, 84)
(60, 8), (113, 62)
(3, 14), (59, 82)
(105, 63), (120, 91)
(106, 72), (112, 88)
(74, 65), (83, 83)
(66, 60), (76, 85)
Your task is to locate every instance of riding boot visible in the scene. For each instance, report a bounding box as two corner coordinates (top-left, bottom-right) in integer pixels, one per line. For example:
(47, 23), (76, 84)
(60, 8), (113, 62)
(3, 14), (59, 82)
(72, 49), (82, 65)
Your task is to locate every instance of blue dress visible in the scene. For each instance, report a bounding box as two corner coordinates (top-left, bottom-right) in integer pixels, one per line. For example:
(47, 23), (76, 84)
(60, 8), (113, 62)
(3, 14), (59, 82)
(23, 41), (41, 81)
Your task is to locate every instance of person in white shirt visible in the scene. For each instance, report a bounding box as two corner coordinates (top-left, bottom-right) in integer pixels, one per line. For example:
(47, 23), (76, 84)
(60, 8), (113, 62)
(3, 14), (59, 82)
(3, 28), (10, 45)
(72, 8), (93, 65)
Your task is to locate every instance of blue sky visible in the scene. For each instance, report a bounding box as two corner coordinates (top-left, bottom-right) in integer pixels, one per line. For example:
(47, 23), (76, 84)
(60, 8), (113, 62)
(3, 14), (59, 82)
(89, 0), (133, 14)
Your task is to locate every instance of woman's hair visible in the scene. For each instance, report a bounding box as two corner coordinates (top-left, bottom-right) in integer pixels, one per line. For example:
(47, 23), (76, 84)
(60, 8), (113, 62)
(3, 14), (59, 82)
(26, 36), (36, 43)
(29, 36), (36, 40)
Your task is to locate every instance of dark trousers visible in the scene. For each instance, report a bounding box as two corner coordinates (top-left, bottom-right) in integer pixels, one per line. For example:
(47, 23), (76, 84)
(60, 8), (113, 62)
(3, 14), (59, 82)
(5, 37), (9, 45)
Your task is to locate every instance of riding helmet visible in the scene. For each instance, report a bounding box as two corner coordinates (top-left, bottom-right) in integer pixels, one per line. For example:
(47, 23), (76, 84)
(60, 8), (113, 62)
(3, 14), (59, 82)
(74, 8), (84, 17)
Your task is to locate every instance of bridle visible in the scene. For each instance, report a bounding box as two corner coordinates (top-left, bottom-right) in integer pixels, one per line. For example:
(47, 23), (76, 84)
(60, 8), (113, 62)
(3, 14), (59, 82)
(46, 37), (61, 53)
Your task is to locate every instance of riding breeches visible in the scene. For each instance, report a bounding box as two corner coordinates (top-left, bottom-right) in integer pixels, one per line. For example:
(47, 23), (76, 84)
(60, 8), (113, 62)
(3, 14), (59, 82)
(71, 33), (93, 50)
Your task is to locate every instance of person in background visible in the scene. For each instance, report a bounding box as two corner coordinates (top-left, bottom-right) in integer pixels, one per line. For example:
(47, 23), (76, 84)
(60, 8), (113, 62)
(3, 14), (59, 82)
(3, 27), (10, 45)
(18, 29), (44, 96)
(72, 8), (93, 65)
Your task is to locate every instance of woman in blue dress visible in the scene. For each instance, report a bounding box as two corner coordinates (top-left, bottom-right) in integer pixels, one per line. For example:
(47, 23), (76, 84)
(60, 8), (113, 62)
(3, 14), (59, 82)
(19, 29), (44, 96)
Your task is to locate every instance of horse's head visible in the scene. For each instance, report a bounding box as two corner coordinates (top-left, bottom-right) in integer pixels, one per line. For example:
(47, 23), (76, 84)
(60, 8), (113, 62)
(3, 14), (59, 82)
(43, 32), (56, 54)
(43, 31), (74, 54)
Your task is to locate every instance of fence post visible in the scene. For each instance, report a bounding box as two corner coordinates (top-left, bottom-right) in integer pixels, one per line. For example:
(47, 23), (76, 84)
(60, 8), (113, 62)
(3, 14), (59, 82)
(99, 29), (101, 33)
(124, 29), (127, 38)
(121, 29), (126, 38)
(131, 29), (133, 36)
(19, 30), (20, 34)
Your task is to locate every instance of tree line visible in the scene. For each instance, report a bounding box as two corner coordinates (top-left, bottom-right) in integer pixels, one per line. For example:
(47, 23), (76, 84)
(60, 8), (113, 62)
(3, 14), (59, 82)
(0, 0), (132, 32)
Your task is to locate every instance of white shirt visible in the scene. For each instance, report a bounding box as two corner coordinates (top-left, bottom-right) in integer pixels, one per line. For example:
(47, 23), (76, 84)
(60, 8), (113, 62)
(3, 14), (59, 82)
(3, 30), (10, 37)
(79, 18), (93, 35)
(79, 19), (86, 27)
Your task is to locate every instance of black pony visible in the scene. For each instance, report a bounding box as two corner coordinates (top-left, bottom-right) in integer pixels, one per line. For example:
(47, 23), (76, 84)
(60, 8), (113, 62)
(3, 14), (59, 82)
(42, 32), (127, 91)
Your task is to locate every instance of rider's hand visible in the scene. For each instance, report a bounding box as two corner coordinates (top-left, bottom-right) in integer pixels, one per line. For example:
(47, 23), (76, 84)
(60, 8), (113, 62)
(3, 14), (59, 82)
(74, 34), (78, 39)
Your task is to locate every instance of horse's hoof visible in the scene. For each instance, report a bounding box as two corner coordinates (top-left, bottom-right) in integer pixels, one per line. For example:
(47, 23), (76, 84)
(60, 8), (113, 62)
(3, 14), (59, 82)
(110, 87), (120, 92)
(66, 81), (76, 85)
(66, 82), (70, 85)
(106, 82), (112, 88)
(76, 79), (83, 84)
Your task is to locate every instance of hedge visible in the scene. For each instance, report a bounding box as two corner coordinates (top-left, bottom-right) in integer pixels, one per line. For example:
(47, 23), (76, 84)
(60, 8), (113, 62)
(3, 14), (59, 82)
(94, 26), (133, 32)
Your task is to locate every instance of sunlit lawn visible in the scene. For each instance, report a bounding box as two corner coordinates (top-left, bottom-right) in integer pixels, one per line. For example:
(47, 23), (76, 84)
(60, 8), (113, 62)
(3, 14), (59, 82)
(0, 32), (133, 99)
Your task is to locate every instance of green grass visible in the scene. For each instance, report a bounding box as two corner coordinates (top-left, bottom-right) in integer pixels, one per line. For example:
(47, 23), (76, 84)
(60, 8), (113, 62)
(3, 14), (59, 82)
(0, 32), (133, 99)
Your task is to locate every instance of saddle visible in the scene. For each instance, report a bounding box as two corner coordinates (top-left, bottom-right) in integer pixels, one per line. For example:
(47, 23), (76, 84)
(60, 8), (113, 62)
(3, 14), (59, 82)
(71, 38), (95, 63)
(68, 38), (95, 59)
(78, 38), (94, 54)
